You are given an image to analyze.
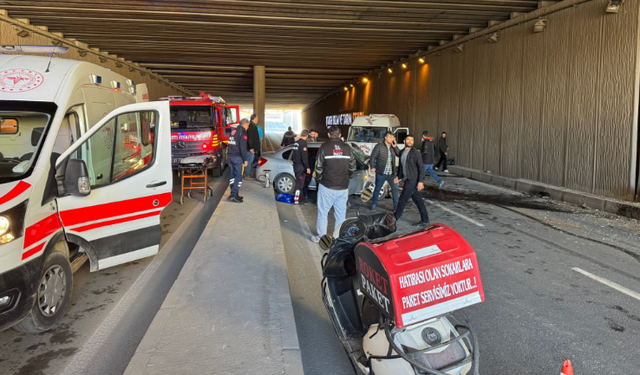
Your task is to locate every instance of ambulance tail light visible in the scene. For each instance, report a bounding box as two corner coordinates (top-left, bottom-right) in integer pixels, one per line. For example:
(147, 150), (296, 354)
(258, 157), (268, 167)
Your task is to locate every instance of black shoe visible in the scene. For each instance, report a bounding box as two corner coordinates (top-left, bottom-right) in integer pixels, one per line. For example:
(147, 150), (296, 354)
(237, 195), (244, 200)
(229, 195), (243, 203)
(413, 221), (430, 227)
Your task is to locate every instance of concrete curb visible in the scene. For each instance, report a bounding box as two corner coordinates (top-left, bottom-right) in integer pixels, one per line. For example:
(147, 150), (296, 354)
(124, 186), (304, 375)
(448, 166), (640, 220)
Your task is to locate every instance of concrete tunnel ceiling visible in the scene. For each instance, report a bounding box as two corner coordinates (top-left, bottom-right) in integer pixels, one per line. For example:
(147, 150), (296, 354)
(1, 0), (546, 109)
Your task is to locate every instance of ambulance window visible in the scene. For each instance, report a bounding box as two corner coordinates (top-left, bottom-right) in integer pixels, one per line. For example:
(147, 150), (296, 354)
(112, 111), (157, 182)
(0, 118), (18, 134)
(79, 117), (115, 187)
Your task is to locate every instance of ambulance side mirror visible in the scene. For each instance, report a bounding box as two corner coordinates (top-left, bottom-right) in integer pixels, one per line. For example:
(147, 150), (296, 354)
(319, 235), (334, 251)
(64, 159), (91, 197)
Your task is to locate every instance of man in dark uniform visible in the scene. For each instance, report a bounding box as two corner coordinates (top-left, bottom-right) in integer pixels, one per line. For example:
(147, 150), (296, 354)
(394, 134), (430, 226)
(292, 130), (310, 205)
(227, 119), (250, 203)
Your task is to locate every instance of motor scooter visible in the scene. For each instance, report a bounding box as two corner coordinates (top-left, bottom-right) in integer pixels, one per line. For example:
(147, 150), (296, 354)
(319, 213), (481, 375)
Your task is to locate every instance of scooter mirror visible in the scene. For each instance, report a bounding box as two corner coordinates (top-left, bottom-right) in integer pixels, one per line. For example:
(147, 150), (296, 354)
(319, 235), (333, 251)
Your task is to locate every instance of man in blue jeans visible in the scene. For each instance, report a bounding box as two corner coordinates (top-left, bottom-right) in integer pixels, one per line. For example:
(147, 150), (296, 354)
(421, 131), (444, 188)
(311, 126), (357, 243)
(369, 131), (400, 211)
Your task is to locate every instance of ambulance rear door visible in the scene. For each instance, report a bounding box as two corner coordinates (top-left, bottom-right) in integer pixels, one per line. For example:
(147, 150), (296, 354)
(55, 101), (172, 270)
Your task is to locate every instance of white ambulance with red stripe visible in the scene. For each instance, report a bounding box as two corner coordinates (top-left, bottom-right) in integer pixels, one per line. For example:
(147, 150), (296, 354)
(0, 54), (173, 332)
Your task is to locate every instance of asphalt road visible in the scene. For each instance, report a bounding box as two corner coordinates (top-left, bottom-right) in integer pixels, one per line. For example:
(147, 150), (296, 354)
(0, 171), (229, 375)
(278, 174), (640, 375)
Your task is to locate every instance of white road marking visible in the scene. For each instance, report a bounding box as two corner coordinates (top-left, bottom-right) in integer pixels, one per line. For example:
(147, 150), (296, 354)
(432, 202), (485, 227)
(294, 205), (325, 278)
(572, 267), (640, 302)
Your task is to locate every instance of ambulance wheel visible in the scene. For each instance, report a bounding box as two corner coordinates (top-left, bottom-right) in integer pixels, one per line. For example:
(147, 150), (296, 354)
(14, 251), (72, 333)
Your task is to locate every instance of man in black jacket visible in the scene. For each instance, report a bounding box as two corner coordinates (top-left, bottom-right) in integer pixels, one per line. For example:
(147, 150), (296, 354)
(280, 127), (297, 148)
(421, 131), (443, 188)
(245, 115), (261, 179)
(293, 130), (310, 205)
(227, 119), (250, 203)
(435, 131), (449, 173)
(394, 135), (430, 225)
(369, 131), (400, 210)
(311, 126), (357, 243)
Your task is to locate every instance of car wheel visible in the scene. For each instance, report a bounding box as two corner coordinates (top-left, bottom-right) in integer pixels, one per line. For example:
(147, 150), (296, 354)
(14, 250), (73, 333)
(274, 174), (295, 195)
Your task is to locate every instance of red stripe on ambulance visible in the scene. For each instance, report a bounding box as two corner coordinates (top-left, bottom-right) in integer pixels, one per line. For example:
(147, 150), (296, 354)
(0, 181), (31, 206)
(22, 243), (46, 261)
(59, 192), (172, 227)
(23, 214), (62, 249)
(73, 210), (161, 233)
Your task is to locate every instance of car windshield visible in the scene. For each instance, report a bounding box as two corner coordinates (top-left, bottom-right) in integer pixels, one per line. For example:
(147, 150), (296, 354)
(348, 126), (387, 143)
(350, 145), (368, 164)
(170, 106), (214, 130)
(0, 101), (57, 184)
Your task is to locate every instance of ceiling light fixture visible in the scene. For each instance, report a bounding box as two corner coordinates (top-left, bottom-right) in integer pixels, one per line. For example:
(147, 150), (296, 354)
(388, 68), (393, 73)
(533, 19), (547, 33)
(402, 63), (407, 69)
(419, 58), (425, 64)
(453, 44), (464, 53)
(606, 0), (624, 13)
(362, 77), (369, 83)
(487, 33), (499, 43)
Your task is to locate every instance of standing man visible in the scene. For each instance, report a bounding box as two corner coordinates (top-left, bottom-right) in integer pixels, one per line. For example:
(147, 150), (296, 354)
(292, 130), (310, 205)
(311, 126), (357, 243)
(435, 131), (449, 173)
(245, 114), (261, 179)
(394, 135), (430, 226)
(369, 131), (400, 211)
(421, 131), (443, 188)
(227, 119), (250, 203)
(281, 126), (297, 148)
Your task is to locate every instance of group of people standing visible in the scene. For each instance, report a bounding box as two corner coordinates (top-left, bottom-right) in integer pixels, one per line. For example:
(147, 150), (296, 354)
(305, 126), (450, 243)
(226, 115), (262, 203)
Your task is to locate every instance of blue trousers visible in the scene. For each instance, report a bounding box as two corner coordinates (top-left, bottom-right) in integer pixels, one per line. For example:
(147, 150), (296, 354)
(229, 155), (244, 196)
(371, 173), (399, 208)
(423, 164), (442, 184)
(244, 151), (254, 177)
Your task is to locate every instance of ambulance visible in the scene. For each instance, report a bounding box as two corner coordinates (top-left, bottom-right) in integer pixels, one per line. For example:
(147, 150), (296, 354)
(0, 52), (173, 332)
(346, 114), (409, 156)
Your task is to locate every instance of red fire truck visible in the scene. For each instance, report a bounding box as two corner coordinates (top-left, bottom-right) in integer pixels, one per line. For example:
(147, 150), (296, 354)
(162, 93), (240, 177)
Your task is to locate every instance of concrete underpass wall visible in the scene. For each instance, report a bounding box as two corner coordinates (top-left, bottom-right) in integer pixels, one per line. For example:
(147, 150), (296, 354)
(303, 0), (640, 202)
(0, 18), (187, 99)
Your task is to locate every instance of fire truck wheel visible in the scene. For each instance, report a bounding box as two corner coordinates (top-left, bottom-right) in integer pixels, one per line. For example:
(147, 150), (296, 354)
(14, 251), (73, 333)
(211, 166), (221, 178)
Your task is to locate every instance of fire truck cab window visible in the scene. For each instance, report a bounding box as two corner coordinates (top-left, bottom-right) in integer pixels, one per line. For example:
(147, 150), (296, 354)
(170, 106), (213, 129)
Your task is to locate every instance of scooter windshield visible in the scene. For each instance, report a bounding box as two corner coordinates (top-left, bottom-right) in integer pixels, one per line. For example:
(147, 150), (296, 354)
(0, 101), (57, 184)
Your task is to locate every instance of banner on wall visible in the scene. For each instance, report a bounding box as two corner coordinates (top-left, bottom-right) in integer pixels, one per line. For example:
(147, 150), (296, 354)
(326, 112), (364, 127)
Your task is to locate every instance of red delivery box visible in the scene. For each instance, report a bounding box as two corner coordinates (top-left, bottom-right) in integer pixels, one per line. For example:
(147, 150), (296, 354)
(355, 224), (484, 329)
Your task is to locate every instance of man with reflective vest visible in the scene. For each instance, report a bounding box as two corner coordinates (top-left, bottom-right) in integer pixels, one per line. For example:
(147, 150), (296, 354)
(292, 130), (310, 205)
(227, 118), (250, 203)
(311, 126), (356, 243)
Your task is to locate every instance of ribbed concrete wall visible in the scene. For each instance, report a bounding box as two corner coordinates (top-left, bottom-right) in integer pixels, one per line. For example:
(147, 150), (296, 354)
(0, 18), (185, 99)
(303, 0), (640, 202)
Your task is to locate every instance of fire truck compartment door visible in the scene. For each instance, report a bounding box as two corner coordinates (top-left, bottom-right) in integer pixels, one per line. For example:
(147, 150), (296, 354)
(55, 101), (172, 270)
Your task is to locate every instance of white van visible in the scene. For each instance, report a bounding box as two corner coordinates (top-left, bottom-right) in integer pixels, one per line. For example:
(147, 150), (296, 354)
(0, 54), (173, 332)
(346, 114), (409, 156)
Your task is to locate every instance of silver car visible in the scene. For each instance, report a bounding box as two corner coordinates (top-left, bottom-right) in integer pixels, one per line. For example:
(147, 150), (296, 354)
(257, 142), (384, 196)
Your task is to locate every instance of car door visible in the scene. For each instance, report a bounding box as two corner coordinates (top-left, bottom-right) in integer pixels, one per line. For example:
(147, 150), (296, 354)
(55, 101), (172, 270)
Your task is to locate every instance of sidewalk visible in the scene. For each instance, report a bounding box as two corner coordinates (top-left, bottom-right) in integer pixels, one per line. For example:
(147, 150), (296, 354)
(124, 180), (303, 375)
